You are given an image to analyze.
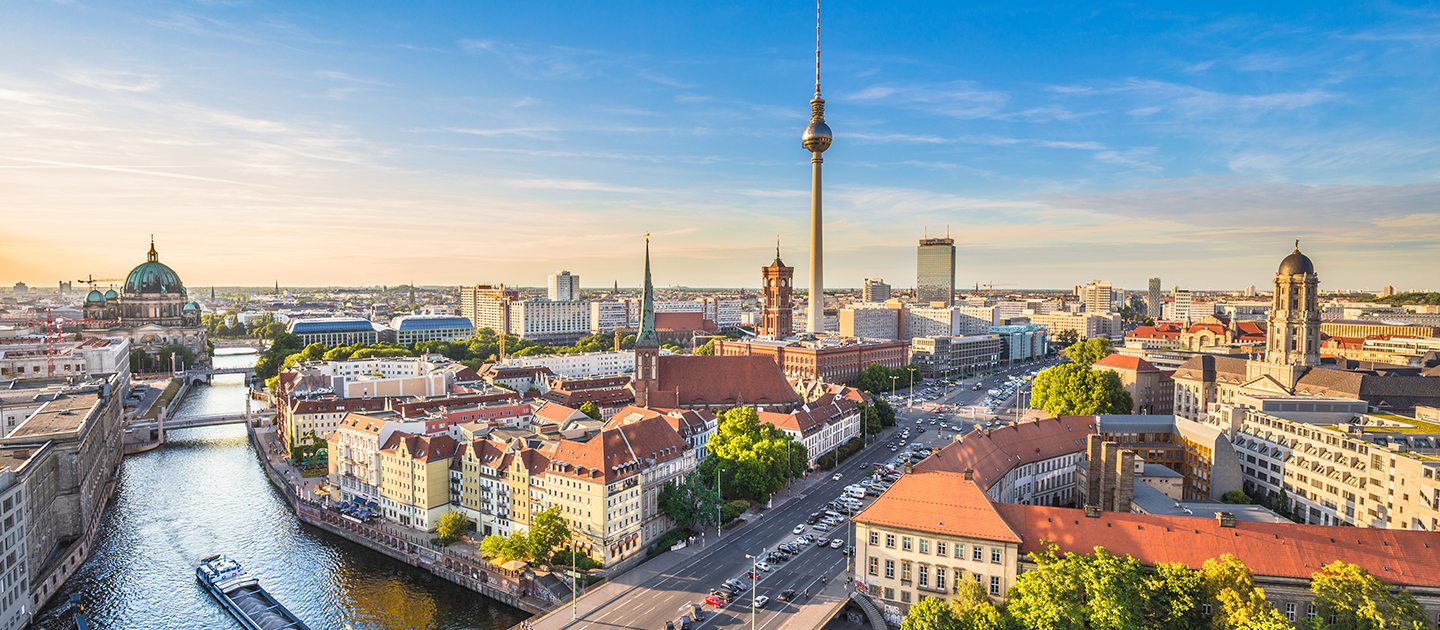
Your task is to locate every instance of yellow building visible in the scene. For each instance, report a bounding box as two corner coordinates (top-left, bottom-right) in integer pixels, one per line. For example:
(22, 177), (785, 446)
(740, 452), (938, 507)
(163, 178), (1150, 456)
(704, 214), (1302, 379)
(377, 432), (458, 530)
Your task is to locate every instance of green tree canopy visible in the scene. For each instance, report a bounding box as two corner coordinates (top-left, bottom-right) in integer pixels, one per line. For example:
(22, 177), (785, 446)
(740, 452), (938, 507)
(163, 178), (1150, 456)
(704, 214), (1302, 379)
(579, 402), (602, 421)
(1064, 338), (1114, 367)
(1307, 560), (1429, 630)
(1030, 363), (1133, 415)
(1054, 329), (1080, 347)
(699, 407), (807, 501)
(1201, 555), (1293, 630)
(657, 476), (722, 531)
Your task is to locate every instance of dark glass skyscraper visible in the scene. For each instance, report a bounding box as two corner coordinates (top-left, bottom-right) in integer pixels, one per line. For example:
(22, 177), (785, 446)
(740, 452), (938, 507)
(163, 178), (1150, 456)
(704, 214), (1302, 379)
(916, 237), (956, 306)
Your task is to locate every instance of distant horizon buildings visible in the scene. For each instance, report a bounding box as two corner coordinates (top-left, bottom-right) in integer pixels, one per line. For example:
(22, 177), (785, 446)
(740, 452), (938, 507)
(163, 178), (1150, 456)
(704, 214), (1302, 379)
(916, 237), (956, 307)
(547, 270), (579, 302)
(1147, 278), (1162, 320)
(862, 278), (891, 303)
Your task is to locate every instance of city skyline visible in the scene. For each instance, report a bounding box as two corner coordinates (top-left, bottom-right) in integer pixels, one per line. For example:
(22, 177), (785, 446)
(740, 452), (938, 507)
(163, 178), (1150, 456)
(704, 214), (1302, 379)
(2, 2), (1437, 291)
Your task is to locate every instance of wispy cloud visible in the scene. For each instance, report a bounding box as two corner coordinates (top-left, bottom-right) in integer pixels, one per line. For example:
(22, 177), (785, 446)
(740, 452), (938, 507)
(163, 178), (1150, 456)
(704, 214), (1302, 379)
(846, 81), (1010, 119)
(499, 178), (648, 193)
(62, 70), (163, 92)
(423, 126), (558, 138)
(459, 39), (626, 80)
(0, 156), (263, 186)
(315, 70), (390, 86)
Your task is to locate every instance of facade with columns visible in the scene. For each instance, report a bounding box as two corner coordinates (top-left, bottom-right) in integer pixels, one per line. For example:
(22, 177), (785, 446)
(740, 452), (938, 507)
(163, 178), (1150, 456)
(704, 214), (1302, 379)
(82, 240), (208, 367)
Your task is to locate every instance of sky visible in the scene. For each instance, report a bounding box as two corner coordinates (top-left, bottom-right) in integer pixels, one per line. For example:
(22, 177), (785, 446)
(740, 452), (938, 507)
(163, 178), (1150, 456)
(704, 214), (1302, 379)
(1, 1), (1437, 293)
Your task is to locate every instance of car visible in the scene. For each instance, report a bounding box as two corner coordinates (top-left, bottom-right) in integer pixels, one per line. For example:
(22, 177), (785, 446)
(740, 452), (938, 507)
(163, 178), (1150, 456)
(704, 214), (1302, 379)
(754, 595), (770, 609)
(727, 579), (749, 592)
(793, 524), (806, 534)
(705, 594), (727, 606)
(831, 538), (844, 548)
(755, 561), (772, 572)
(746, 571), (762, 580)
(860, 462), (869, 469)
(778, 589), (797, 602)
(794, 537), (809, 546)
(679, 614), (693, 630)
(667, 622), (675, 630)
(889, 446), (898, 451)
(803, 533), (818, 543)
(832, 472), (842, 481)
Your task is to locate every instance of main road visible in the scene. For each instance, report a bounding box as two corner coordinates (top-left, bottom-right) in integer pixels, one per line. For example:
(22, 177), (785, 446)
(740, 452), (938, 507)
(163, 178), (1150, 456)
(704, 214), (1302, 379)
(539, 357), (1063, 630)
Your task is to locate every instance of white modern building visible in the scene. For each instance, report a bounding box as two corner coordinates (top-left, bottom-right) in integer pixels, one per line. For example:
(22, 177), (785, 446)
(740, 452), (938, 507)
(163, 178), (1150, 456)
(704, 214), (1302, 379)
(548, 271), (580, 302)
(501, 350), (643, 378)
(389, 315), (475, 345)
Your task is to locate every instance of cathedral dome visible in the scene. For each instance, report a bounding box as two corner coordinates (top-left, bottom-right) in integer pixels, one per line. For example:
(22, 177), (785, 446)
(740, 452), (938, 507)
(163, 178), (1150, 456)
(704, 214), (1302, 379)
(183, 302), (199, 311)
(1278, 246), (1315, 276)
(124, 239), (185, 295)
(86, 290), (105, 304)
(104, 289), (119, 300)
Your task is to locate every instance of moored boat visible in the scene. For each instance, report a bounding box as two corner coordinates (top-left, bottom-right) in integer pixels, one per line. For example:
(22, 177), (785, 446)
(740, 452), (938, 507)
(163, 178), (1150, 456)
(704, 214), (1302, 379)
(196, 555), (312, 630)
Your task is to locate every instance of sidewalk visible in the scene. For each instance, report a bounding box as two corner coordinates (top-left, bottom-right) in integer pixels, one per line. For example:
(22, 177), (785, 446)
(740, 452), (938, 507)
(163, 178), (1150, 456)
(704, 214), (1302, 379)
(773, 574), (853, 630)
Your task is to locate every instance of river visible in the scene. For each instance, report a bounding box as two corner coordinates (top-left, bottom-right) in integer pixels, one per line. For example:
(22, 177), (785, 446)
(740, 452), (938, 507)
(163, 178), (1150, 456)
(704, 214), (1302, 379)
(33, 348), (527, 630)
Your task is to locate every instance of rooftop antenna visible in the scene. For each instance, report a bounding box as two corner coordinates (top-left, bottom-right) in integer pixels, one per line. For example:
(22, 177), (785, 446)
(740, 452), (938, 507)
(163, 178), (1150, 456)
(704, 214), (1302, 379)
(814, 0), (822, 97)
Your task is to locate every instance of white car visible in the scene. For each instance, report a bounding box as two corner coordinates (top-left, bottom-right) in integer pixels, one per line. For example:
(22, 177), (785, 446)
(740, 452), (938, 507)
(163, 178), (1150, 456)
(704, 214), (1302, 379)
(754, 595), (770, 608)
(755, 561), (772, 572)
(831, 538), (845, 548)
(794, 537), (809, 546)
(792, 524), (806, 534)
(832, 473), (842, 481)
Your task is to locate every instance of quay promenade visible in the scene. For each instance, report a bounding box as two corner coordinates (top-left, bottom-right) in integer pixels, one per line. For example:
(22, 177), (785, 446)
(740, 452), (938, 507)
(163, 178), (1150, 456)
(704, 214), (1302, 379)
(246, 422), (559, 615)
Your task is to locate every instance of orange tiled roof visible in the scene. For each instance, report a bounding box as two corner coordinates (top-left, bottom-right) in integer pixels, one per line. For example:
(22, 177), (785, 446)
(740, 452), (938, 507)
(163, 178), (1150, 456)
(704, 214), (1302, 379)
(914, 416), (1095, 490)
(853, 471), (1022, 543)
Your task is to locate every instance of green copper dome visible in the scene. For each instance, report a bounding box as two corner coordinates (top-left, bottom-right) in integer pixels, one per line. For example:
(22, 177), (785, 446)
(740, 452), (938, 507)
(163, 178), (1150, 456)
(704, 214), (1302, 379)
(182, 301), (199, 311)
(86, 289), (105, 303)
(104, 289), (119, 300)
(124, 239), (185, 295)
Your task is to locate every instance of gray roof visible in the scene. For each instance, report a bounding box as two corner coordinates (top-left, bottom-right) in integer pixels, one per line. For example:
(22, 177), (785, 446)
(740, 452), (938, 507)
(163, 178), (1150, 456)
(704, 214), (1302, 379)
(1131, 482), (1290, 523)
(1095, 414), (1178, 434)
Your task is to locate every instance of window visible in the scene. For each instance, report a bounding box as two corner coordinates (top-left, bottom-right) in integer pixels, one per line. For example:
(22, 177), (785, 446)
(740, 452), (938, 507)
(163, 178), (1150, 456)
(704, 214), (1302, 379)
(1307, 604), (1316, 618)
(869, 531), (878, 545)
(902, 537), (912, 551)
(919, 539), (929, 554)
(1285, 603), (1296, 621)
(989, 575), (1001, 595)
(991, 548), (1002, 563)
(936, 567), (946, 592)
(1204, 604), (1212, 616)
(886, 534), (895, 548)
(869, 557), (879, 575)
(901, 591), (911, 603)
(901, 561), (912, 582)
(973, 546), (983, 561)
(936, 542), (947, 556)
(885, 560), (894, 579)
(955, 544), (964, 559)
(884, 587), (894, 600)
(918, 565), (929, 588)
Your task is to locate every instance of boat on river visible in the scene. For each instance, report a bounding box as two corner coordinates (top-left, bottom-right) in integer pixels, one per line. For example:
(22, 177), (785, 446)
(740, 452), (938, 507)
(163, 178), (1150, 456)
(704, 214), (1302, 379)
(196, 555), (312, 630)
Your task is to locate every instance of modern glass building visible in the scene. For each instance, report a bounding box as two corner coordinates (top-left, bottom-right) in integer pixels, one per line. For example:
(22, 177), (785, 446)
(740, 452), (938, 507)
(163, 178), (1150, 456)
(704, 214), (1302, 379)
(916, 237), (956, 307)
(390, 315), (476, 345)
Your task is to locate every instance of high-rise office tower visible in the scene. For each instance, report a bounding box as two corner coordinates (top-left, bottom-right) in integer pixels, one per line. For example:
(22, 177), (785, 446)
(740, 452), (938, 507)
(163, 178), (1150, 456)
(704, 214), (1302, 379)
(1172, 287), (1192, 322)
(548, 270), (579, 301)
(862, 278), (891, 302)
(916, 238), (956, 306)
(802, 2), (832, 334)
(1077, 280), (1114, 313)
(1147, 278), (1162, 319)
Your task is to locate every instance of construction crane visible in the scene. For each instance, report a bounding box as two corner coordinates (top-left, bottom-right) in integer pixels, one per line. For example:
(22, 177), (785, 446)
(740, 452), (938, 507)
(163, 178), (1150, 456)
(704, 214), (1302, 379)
(982, 282), (1018, 297)
(77, 275), (124, 289)
(10, 309), (118, 377)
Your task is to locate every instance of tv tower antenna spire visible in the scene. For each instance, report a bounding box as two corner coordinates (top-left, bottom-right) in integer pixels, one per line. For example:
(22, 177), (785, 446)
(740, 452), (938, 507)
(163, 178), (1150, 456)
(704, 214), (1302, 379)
(815, 0), (822, 97)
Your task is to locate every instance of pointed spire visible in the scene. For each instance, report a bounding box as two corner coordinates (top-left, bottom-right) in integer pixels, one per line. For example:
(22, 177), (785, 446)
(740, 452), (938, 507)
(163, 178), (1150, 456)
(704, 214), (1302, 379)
(147, 235), (158, 262)
(814, 0), (823, 98)
(637, 234), (658, 348)
(1294, 239), (1300, 252)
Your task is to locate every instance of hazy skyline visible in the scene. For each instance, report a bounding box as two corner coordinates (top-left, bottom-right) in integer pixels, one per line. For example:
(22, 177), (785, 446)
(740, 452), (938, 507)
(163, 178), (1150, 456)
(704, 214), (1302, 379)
(2, 1), (1436, 293)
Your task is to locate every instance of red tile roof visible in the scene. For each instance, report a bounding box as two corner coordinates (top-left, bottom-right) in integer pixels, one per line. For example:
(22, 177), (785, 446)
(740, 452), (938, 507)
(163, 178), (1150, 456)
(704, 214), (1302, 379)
(997, 503), (1440, 588)
(758, 393), (858, 438)
(914, 416), (1095, 490)
(853, 471), (1022, 543)
(379, 432), (459, 463)
(646, 356), (801, 409)
(605, 406), (715, 439)
(1093, 354), (1159, 372)
(545, 415), (689, 483)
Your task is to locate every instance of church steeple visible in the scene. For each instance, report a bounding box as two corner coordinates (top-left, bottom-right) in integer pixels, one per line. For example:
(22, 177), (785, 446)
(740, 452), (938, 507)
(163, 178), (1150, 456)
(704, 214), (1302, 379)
(636, 235), (658, 349)
(633, 235), (660, 406)
(147, 235), (159, 262)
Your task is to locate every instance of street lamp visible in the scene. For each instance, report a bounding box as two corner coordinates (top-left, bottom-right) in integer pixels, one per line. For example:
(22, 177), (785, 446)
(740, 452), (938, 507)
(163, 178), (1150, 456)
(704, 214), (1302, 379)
(571, 537), (578, 619)
(745, 551), (760, 630)
(906, 367), (917, 409)
(889, 375), (898, 400)
(716, 467), (726, 538)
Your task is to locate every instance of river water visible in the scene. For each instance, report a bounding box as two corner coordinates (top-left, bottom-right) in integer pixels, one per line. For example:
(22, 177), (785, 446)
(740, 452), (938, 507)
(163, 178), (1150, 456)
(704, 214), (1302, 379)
(33, 348), (526, 630)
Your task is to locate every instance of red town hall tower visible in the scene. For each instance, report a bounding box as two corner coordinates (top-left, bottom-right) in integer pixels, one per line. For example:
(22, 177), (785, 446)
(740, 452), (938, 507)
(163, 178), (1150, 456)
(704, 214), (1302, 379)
(759, 247), (794, 338)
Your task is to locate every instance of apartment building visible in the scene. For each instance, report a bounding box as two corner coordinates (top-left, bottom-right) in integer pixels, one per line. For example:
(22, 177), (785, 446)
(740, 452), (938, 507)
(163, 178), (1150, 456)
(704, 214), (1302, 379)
(1027, 312), (1122, 341)
(862, 279), (892, 303)
(0, 336), (129, 380)
(459, 284), (521, 333)
(910, 335), (1002, 378)
(1091, 355), (1173, 415)
(1094, 415), (1244, 501)
(712, 336), (908, 387)
(377, 432), (459, 530)
(839, 304), (901, 340)
(589, 298), (743, 333)
(455, 438), (516, 537)
(989, 324), (1048, 364)
(1207, 396), (1440, 529)
(1075, 280), (1113, 313)
(502, 350), (640, 378)
(915, 417), (1094, 507)
(758, 392), (862, 468)
(327, 411), (405, 504)
(906, 306), (1000, 339)
(548, 271), (579, 302)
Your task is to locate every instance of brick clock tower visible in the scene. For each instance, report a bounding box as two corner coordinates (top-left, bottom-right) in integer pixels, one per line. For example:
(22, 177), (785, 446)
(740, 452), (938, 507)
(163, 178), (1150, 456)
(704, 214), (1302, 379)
(759, 247), (794, 338)
(634, 236), (660, 407)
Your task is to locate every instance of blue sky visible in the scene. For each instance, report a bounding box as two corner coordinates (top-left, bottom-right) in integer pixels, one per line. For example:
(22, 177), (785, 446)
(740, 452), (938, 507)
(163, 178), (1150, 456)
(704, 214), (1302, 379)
(1, 1), (1436, 292)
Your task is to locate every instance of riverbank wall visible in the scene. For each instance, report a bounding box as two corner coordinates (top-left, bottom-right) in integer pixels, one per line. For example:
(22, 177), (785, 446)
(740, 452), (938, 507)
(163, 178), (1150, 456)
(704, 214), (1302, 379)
(245, 422), (555, 616)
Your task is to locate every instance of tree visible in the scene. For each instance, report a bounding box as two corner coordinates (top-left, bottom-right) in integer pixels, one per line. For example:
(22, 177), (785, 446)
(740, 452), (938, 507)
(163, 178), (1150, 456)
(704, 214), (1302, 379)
(1222, 490), (1252, 505)
(871, 397), (897, 427)
(156, 344), (197, 371)
(1064, 338), (1114, 368)
(129, 349), (153, 373)
(1308, 561), (1429, 630)
(1054, 329), (1080, 347)
(526, 506), (571, 561)
(579, 402), (602, 421)
(255, 321), (287, 339)
(480, 531), (528, 563)
(860, 404), (882, 435)
(1006, 544), (1089, 630)
(1201, 555), (1293, 630)
(1008, 545), (1198, 630)
(1144, 562), (1208, 630)
(695, 340), (716, 356)
(948, 580), (1006, 630)
(1029, 364), (1133, 415)
(434, 511), (471, 545)
(657, 476), (722, 531)
(700, 407), (806, 501)
(901, 597), (958, 630)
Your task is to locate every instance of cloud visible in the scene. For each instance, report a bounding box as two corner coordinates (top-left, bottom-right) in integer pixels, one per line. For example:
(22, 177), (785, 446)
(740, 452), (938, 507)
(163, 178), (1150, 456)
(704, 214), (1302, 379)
(62, 70), (163, 92)
(314, 71), (390, 86)
(0, 156), (263, 186)
(459, 39), (625, 80)
(846, 81), (1010, 119)
(425, 126), (557, 138)
(499, 178), (648, 193)
(637, 69), (692, 89)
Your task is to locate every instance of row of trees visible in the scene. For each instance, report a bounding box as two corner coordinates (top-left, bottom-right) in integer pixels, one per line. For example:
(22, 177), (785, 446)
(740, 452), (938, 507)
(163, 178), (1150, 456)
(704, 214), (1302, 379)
(478, 506), (578, 565)
(1356, 292), (1440, 307)
(903, 547), (1429, 630)
(130, 345), (197, 373)
(1029, 339), (1133, 416)
(855, 363), (924, 396)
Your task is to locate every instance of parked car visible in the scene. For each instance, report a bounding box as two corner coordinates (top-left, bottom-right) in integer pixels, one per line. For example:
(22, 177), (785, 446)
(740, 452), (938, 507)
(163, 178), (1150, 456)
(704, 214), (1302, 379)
(792, 524), (806, 534)
(705, 594), (727, 606)
(755, 561), (772, 572)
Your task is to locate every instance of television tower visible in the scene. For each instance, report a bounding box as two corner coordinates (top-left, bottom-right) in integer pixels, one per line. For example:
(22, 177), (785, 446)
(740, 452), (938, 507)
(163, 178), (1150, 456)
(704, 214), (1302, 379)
(803, 0), (832, 334)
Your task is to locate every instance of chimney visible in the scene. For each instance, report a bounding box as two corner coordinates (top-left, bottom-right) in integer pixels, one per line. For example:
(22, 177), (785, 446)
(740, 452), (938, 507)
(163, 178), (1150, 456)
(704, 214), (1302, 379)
(963, 468), (973, 481)
(904, 462), (914, 474)
(1083, 504), (1101, 518)
(1216, 512), (1237, 528)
